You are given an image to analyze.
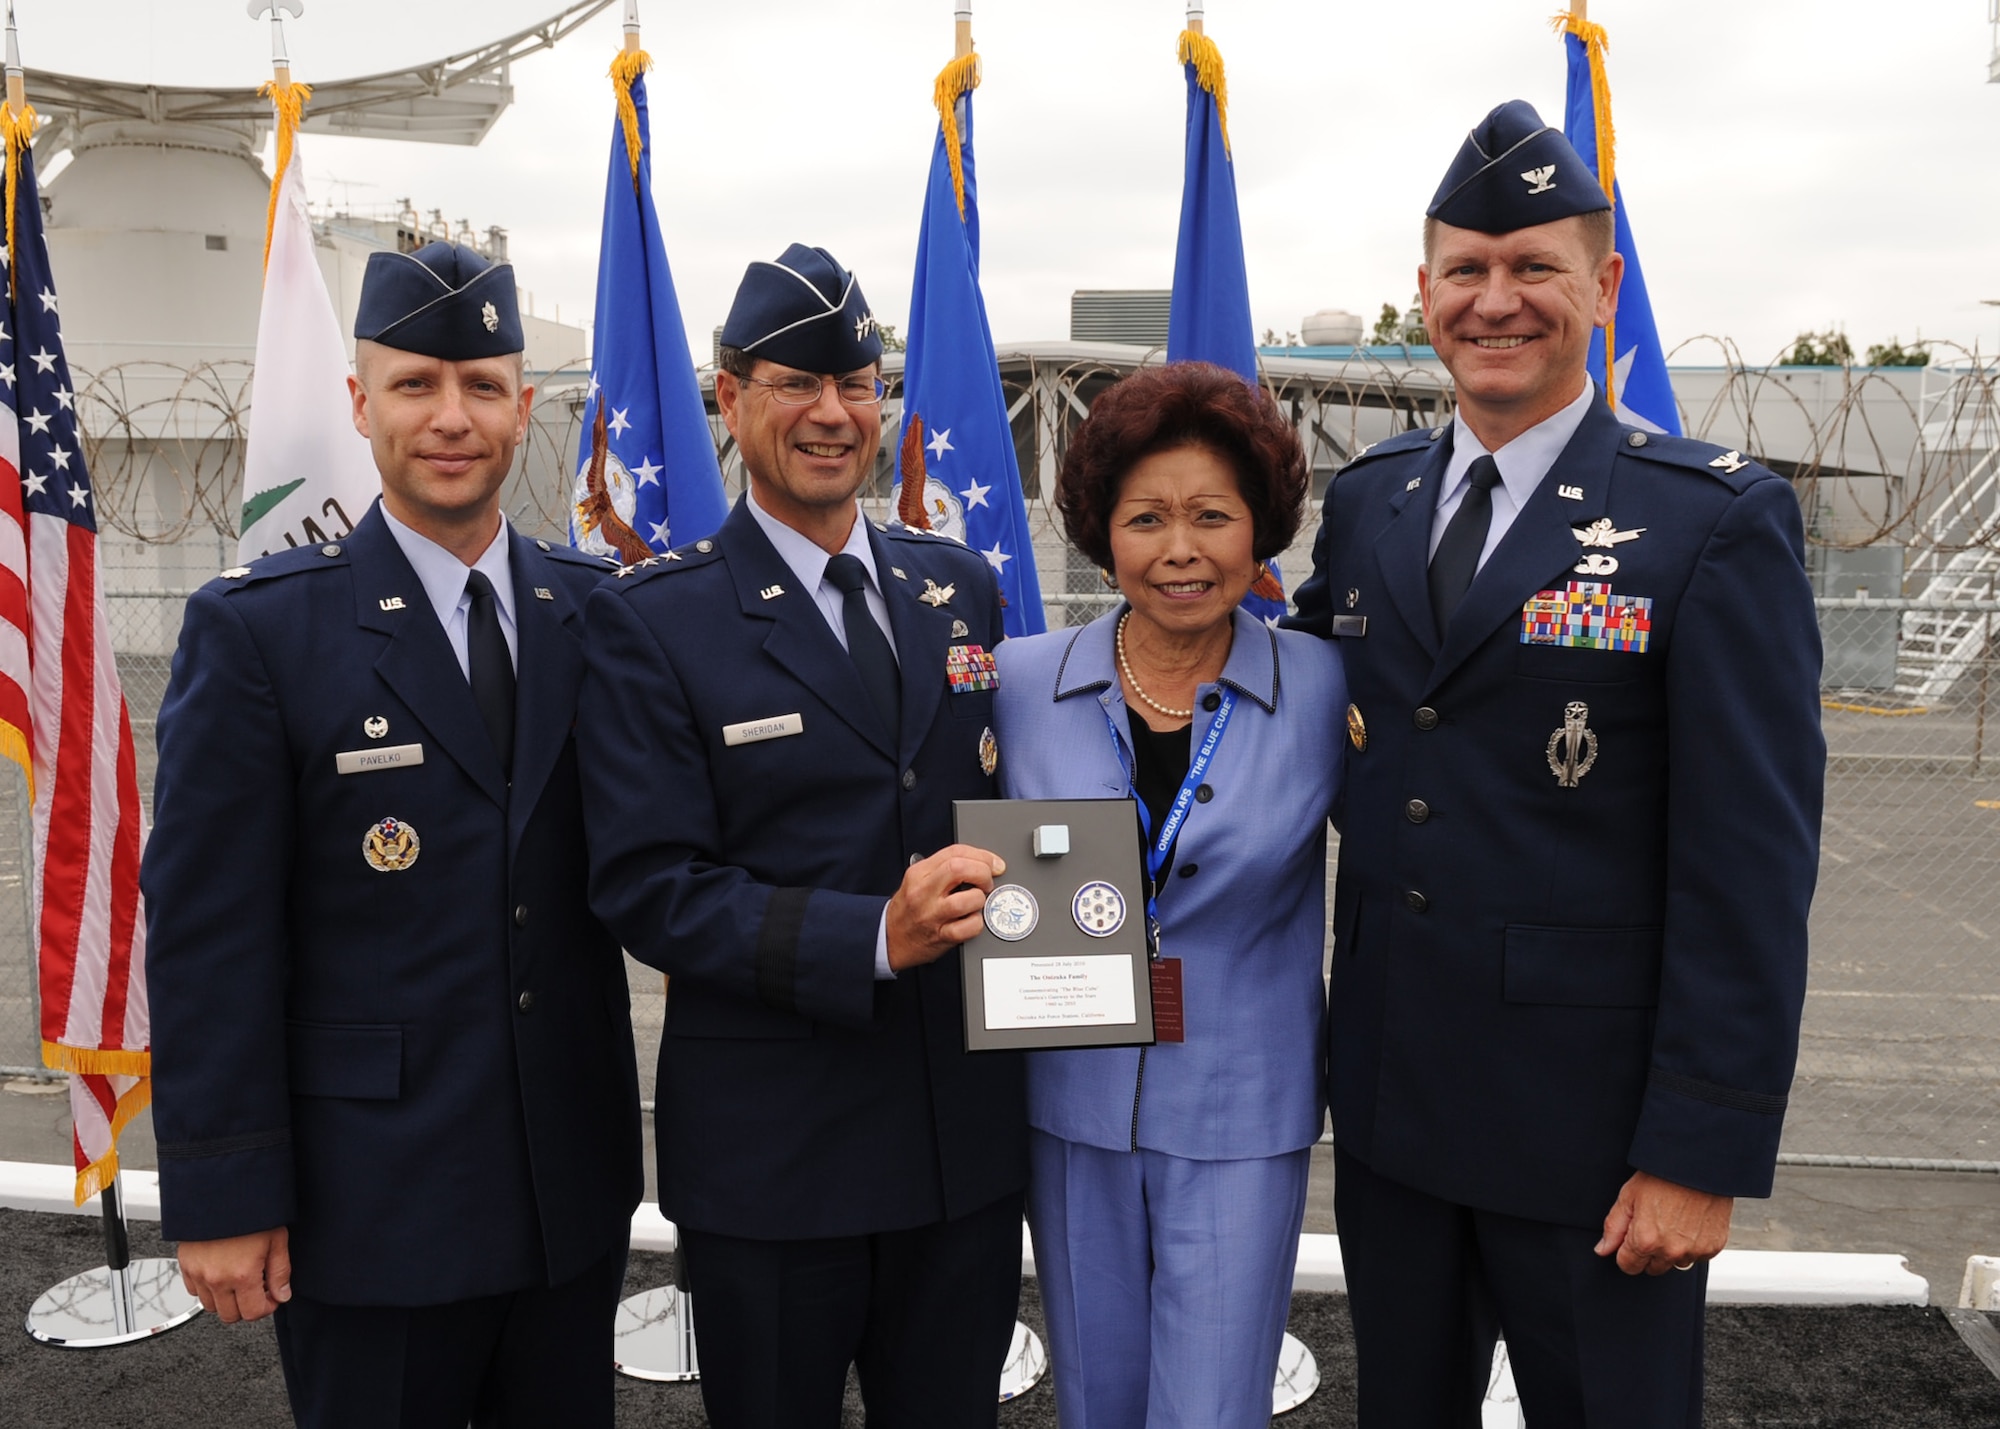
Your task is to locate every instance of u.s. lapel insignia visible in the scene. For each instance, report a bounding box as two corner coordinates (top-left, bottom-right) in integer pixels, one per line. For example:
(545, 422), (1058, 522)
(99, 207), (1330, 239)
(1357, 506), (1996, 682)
(1572, 518), (1646, 550)
(1546, 702), (1598, 788)
(979, 725), (998, 777)
(364, 717), (389, 740)
(950, 618), (969, 638)
(890, 567), (908, 581)
(759, 584), (785, 601)
(362, 816), (421, 872)
(533, 587), (554, 601)
(920, 578), (955, 608)
(1346, 703), (1367, 752)
(1709, 450), (1749, 474)
(1405, 477), (1423, 492)
(379, 596), (406, 611)
(1558, 484), (1584, 500)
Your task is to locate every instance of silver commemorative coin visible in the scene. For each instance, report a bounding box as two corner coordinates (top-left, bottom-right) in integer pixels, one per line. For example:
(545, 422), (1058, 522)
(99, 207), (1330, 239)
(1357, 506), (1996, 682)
(984, 885), (1039, 943)
(1071, 881), (1127, 938)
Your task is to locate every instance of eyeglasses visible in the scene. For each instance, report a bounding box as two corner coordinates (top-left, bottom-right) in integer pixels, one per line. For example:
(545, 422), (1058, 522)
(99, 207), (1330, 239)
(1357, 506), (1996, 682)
(734, 372), (887, 406)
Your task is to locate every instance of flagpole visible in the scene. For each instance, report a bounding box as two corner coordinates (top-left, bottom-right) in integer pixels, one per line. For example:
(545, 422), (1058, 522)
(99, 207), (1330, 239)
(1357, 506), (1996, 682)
(4, 3), (23, 119)
(1186, 0), (1202, 36)
(624, 0), (641, 53)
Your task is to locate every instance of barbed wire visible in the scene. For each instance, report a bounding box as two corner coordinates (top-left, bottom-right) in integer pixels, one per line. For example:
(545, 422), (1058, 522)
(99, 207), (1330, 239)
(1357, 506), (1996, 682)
(68, 343), (2000, 570)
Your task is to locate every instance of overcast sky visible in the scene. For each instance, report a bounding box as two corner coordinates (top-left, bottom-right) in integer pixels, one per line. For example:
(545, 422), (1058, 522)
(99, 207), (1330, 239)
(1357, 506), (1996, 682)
(19, 0), (2000, 365)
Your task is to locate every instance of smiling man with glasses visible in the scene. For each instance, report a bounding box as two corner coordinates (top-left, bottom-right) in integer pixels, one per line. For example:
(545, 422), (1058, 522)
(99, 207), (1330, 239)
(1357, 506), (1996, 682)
(579, 243), (1025, 1429)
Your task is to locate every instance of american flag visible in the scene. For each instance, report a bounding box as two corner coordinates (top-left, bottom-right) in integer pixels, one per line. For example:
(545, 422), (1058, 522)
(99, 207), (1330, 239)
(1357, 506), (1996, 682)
(1, 113), (150, 1205)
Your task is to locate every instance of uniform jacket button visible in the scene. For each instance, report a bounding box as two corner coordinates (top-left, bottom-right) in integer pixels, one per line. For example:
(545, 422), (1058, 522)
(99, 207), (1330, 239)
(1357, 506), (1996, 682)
(1194, 784), (1213, 803)
(1202, 692), (1221, 712)
(1404, 890), (1428, 914)
(513, 905), (529, 927)
(517, 990), (536, 1012)
(901, 768), (917, 791)
(1414, 707), (1440, 731)
(1177, 863), (1199, 879)
(1405, 799), (1430, 824)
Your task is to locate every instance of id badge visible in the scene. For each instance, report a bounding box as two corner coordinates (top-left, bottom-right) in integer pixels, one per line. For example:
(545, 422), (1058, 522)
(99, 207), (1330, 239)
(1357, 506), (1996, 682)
(1149, 958), (1185, 1044)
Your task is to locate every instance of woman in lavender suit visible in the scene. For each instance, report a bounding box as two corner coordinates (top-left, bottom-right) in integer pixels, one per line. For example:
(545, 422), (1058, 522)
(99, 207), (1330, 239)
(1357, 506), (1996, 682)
(993, 363), (1345, 1427)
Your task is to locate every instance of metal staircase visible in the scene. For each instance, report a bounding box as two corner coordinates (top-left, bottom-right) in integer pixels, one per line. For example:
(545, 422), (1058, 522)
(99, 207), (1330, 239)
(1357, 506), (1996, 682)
(1896, 442), (2000, 702)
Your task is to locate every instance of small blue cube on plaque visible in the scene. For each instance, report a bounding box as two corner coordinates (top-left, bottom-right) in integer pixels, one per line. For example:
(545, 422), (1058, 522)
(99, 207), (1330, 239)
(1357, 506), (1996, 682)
(1071, 881), (1126, 938)
(1032, 824), (1070, 859)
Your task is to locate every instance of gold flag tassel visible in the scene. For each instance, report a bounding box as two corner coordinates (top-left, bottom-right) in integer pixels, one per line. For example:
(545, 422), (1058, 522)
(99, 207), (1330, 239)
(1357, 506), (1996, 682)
(1, 99), (33, 306)
(932, 50), (980, 220)
(1551, 12), (1618, 412)
(258, 79), (310, 274)
(611, 47), (652, 192)
(1176, 28), (1231, 157)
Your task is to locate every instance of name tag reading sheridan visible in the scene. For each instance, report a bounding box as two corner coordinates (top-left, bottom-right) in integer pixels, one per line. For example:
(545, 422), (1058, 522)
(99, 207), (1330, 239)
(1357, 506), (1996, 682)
(335, 743), (425, 775)
(722, 712), (804, 747)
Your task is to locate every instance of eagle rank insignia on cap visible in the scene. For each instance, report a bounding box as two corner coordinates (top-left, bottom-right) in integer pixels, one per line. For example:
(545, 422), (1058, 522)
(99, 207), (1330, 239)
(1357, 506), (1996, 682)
(362, 816), (421, 873)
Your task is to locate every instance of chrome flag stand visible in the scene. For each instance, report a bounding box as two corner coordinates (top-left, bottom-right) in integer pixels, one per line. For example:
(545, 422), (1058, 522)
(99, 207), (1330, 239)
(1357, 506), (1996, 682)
(25, 1173), (202, 1348)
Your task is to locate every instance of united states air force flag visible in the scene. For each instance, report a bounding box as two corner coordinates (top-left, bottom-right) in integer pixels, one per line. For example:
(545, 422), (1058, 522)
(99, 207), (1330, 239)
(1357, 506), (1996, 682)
(1168, 27), (1286, 625)
(896, 56), (1043, 637)
(1560, 18), (1681, 436)
(572, 53), (727, 563)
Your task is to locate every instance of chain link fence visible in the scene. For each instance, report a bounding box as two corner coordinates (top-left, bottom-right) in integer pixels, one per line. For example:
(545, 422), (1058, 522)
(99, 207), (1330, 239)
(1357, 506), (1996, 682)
(2, 351), (1995, 1173)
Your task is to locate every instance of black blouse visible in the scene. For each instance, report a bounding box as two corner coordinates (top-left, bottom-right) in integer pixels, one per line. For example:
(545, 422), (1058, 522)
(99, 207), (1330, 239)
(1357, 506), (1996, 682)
(1126, 706), (1193, 882)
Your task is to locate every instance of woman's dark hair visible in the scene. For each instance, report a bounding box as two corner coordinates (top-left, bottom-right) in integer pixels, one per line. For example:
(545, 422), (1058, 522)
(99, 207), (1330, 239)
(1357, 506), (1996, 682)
(1055, 361), (1309, 569)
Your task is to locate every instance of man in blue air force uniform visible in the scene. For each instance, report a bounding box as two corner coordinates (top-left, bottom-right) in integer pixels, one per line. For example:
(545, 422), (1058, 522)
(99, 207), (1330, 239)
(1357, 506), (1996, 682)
(143, 243), (642, 1429)
(579, 244), (1026, 1429)
(1288, 102), (1825, 1426)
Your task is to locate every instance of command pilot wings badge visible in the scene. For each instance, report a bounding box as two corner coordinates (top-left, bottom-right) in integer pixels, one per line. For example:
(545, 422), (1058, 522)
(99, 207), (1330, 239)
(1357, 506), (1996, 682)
(1521, 165), (1557, 194)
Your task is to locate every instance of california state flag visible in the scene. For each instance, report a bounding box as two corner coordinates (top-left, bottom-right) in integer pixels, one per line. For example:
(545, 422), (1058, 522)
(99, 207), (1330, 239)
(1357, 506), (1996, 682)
(238, 114), (377, 561)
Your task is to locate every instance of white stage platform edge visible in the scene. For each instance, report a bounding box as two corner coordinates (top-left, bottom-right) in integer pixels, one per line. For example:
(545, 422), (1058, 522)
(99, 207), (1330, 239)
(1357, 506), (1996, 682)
(0, 1159), (1930, 1307)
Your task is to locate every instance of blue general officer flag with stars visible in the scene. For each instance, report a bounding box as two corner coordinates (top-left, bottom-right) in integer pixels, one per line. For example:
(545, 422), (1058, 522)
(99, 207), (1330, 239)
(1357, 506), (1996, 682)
(1167, 28), (1286, 625)
(1562, 27), (1682, 436)
(896, 77), (1044, 638)
(572, 61), (727, 562)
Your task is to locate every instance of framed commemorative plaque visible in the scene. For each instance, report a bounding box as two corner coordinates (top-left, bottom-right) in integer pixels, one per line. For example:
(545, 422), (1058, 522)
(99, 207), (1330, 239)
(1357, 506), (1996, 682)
(951, 798), (1154, 1052)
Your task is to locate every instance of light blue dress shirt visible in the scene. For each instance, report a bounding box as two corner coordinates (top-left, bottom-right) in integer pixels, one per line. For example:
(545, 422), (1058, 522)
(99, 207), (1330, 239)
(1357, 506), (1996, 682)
(1429, 376), (1597, 570)
(993, 606), (1346, 1160)
(379, 504), (517, 677)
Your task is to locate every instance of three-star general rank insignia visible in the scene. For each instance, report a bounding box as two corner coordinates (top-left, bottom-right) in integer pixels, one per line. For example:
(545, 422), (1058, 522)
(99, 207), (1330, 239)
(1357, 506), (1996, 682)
(1520, 582), (1653, 654)
(946, 643), (999, 694)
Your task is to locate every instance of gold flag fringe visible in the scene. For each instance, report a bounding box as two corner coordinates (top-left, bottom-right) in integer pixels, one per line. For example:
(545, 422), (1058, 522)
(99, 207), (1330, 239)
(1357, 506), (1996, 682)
(932, 52), (980, 220)
(1176, 29), (1231, 157)
(259, 80), (311, 275)
(1551, 12), (1619, 414)
(43, 1040), (152, 1079)
(71, 1078), (151, 1206)
(0, 720), (30, 806)
(611, 49), (653, 192)
(1, 101), (36, 305)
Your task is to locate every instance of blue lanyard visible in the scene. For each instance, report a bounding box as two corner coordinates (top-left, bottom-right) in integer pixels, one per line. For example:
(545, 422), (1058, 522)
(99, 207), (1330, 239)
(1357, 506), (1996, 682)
(1103, 685), (1237, 958)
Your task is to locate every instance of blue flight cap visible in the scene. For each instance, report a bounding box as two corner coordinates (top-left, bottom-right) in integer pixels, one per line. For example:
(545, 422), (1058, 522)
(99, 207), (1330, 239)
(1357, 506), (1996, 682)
(1427, 100), (1610, 234)
(354, 242), (523, 360)
(721, 243), (883, 374)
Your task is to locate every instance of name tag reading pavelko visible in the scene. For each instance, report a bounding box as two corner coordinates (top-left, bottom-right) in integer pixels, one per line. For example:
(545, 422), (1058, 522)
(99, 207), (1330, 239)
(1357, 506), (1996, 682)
(335, 744), (425, 775)
(722, 712), (804, 747)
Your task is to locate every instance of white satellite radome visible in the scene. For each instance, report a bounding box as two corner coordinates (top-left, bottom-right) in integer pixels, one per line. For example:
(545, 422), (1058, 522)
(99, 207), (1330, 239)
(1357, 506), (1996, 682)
(1300, 309), (1365, 347)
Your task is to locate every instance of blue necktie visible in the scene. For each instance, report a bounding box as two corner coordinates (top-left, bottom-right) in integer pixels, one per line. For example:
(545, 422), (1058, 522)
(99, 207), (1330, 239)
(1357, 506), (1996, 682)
(464, 570), (514, 772)
(824, 553), (900, 741)
(1429, 455), (1502, 638)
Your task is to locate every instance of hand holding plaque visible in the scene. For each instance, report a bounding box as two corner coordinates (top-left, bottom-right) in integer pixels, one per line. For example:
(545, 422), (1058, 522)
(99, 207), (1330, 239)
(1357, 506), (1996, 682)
(885, 844), (1007, 972)
(951, 798), (1155, 1052)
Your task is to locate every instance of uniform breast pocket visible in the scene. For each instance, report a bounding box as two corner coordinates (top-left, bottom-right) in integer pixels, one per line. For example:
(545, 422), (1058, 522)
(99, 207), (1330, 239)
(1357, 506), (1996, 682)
(1516, 644), (1647, 685)
(948, 689), (995, 721)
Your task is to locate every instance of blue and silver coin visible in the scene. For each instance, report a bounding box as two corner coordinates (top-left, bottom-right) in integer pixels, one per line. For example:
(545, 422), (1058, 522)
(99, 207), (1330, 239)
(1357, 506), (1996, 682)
(984, 884), (1039, 942)
(1071, 881), (1127, 938)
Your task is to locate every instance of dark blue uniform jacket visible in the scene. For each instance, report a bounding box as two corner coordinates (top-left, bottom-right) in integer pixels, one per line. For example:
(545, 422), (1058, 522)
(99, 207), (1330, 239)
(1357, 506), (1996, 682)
(579, 498), (1027, 1241)
(143, 504), (644, 1305)
(1289, 400), (1825, 1228)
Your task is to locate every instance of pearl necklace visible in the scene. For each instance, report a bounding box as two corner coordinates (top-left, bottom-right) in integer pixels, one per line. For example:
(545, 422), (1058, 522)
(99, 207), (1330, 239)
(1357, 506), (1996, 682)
(1116, 612), (1194, 721)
